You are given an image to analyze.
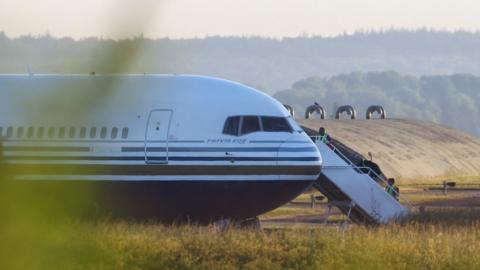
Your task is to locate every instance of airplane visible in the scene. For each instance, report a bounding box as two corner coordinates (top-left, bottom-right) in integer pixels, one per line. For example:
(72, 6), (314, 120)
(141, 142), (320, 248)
(0, 74), (322, 223)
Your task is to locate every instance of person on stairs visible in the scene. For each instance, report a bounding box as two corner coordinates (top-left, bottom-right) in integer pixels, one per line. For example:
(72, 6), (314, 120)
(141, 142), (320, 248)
(385, 178), (399, 201)
(318, 127), (334, 149)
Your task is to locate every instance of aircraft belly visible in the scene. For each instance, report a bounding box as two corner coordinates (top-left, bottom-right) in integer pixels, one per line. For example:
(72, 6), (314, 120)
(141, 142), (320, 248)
(6, 164), (319, 223)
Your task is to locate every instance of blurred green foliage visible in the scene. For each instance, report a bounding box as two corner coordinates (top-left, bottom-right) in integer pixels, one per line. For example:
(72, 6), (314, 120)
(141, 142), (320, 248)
(0, 143), (96, 270)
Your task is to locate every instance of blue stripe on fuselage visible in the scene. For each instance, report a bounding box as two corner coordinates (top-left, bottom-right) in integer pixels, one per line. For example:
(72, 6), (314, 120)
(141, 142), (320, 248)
(122, 147), (317, 153)
(4, 156), (320, 162)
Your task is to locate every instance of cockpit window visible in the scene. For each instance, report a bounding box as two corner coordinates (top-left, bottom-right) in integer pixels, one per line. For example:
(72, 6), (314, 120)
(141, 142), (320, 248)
(223, 115), (292, 136)
(261, 116), (293, 133)
(241, 116), (260, 135)
(223, 116), (240, 136)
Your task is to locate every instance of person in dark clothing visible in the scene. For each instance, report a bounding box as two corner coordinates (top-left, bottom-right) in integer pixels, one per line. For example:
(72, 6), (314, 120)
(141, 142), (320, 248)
(318, 127), (331, 143)
(318, 127), (335, 150)
(385, 178), (399, 201)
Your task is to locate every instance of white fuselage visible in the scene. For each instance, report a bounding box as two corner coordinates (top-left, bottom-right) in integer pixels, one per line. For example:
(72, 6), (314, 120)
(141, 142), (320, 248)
(0, 74), (322, 222)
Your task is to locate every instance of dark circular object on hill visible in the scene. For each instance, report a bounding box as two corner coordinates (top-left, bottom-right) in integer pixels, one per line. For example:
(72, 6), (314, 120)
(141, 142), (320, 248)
(335, 105), (356, 119)
(305, 104), (326, 119)
(366, 105), (386, 119)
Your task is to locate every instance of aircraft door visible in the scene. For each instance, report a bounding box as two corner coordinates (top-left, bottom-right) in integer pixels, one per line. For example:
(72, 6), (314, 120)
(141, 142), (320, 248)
(145, 109), (173, 164)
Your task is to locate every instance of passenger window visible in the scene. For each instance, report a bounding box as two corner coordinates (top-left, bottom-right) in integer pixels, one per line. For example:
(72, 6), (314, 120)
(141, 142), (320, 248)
(100, 127), (107, 139)
(261, 117), (293, 133)
(241, 116), (261, 135)
(27, 127), (35, 138)
(111, 127), (118, 139)
(37, 127), (45, 138)
(16, 127), (24, 138)
(79, 127), (87, 139)
(69, 127), (76, 138)
(223, 116), (240, 136)
(48, 127), (55, 138)
(6, 126), (13, 138)
(121, 127), (129, 139)
(90, 127), (97, 139)
(58, 127), (66, 138)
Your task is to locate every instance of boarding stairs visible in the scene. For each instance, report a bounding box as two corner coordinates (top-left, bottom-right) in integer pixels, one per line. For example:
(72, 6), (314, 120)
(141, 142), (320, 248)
(312, 138), (410, 225)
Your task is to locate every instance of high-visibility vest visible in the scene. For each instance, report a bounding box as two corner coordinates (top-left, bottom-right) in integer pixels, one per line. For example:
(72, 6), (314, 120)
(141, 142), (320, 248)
(319, 134), (329, 143)
(386, 185), (399, 199)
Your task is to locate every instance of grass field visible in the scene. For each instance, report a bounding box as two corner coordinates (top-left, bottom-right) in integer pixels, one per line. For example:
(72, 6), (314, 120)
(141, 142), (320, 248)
(1, 182), (479, 270)
(260, 206), (323, 218)
(1, 207), (480, 270)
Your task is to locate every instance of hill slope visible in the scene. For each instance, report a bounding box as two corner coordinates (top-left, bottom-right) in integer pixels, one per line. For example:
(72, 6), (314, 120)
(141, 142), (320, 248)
(299, 119), (480, 184)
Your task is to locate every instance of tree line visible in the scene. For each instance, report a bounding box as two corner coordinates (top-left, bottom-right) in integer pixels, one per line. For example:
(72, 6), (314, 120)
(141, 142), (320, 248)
(2, 29), (480, 93)
(274, 71), (480, 136)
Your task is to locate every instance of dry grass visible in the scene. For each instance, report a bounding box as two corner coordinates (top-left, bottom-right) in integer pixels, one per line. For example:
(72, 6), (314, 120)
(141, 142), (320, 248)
(291, 193), (316, 203)
(399, 175), (480, 186)
(401, 190), (465, 203)
(1, 208), (480, 270)
(260, 206), (324, 218)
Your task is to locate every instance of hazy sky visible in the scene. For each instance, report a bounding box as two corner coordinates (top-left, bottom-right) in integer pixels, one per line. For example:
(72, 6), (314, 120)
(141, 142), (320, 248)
(0, 0), (479, 39)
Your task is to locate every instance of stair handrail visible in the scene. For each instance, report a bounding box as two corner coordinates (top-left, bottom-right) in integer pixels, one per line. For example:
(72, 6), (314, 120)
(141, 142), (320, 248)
(311, 136), (413, 209)
(354, 166), (413, 208)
